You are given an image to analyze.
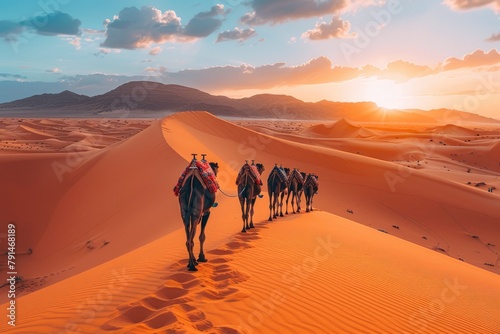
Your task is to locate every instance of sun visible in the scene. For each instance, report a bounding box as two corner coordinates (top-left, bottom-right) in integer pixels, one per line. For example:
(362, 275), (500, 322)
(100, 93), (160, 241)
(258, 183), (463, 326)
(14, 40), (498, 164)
(361, 79), (407, 110)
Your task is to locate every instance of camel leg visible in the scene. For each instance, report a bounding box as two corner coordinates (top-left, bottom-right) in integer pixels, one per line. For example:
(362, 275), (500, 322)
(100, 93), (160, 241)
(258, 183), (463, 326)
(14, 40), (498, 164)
(297, 190), (302, 212)
(285, 191), (291, 215)
(279, 192), (285, 217)
(291, 192), (296, 214)
(273, 193), (279, 219)
(249, 197), (257, 228)
(245, 198), (251, 230)
(268, 191), (273, 221)
(197, 211), (210, 262)
(310, 193), (315, 212)
(186, 216), (199, 271)
(240, 197), (248, 232)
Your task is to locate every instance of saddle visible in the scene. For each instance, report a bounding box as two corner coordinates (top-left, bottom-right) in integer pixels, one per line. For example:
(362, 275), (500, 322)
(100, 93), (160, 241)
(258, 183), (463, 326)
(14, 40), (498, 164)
(271, 166), (288, 183)
(288, 169), (304, 186)
(305, 174), (319, 192)
(173, 159), (219, 196)
(236, 163), (262, 185)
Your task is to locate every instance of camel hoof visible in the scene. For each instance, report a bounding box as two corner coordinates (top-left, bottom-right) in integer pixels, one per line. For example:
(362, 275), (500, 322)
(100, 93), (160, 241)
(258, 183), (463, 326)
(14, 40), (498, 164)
(197, 257), (208, 263)
(279, 213), (284, 217)
(188, 266), (198, 272)
(292, 212), (296, 214)
(250, 223), (255, 228)
(212, 202), (219, 208)
(241, 229), (247, 233)
(306, 209), (310, 212)
(258, 194), (264, 198)
(268, 217), (273, 221)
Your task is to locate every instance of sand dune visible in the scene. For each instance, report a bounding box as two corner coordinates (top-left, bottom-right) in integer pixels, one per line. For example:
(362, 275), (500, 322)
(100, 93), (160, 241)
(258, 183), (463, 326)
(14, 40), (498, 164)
(302, 118), (376, 138)
(0, 111), (499, 333)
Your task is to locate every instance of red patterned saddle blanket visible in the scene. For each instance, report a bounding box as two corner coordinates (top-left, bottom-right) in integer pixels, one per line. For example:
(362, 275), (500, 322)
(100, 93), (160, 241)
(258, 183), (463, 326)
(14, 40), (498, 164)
(174, 160), (218, 196)
(236, 163), (262, 185)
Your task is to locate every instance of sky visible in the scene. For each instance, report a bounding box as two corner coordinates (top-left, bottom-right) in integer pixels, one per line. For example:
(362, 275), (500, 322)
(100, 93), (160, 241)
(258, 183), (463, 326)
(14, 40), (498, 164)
(0, 0), (500, 118)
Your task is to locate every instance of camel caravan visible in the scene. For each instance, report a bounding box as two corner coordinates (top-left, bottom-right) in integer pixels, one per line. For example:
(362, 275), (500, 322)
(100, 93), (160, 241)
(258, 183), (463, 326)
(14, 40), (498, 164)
(173, 154), (319, 271)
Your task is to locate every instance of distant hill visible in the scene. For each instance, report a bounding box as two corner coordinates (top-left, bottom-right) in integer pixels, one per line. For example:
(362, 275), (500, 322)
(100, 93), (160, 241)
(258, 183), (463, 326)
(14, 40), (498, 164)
(0, 81), (498, 123)
(0, 90), (90, 109)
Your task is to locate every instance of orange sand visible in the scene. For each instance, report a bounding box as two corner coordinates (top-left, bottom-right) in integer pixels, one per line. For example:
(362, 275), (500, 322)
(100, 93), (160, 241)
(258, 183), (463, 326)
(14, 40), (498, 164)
(0, 112), (499, 333)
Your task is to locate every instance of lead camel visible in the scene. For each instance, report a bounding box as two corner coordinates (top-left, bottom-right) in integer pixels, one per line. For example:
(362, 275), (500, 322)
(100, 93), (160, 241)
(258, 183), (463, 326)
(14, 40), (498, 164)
(176, 154), (219, 271)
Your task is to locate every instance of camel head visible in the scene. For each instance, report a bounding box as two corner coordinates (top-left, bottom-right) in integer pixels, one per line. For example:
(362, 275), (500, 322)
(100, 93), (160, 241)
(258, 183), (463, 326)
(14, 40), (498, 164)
(283, 167), (290, 176)
(209, 162), (219, 176)
(256, 163), (265, 174)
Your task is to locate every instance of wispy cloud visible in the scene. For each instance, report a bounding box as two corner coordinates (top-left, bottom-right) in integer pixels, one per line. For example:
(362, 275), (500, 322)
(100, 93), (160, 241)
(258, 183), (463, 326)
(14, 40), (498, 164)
(443, 0), (500, 12)
(302, 16), (356, 40)
(0, 20), (23, 41)
(241, 0), (348, 25)
(216, 27), (256, 43)
(486, 32), (500, 42)
(46, 68), (62, 73)
(0, 73), (27, 80)
(149, 46), (163, 55)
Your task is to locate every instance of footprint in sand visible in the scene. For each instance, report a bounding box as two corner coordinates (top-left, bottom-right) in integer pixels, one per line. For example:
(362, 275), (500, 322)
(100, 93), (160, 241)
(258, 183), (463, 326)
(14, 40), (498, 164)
(102, 224), (261, 332)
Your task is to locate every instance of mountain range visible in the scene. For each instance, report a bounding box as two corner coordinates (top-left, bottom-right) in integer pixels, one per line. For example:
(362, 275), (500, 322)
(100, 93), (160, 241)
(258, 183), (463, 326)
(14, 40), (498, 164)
(0, 81), (497, 123)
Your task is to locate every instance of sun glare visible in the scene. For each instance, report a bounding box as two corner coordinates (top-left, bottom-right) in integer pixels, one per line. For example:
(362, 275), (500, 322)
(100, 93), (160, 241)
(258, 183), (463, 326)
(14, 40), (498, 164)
(361, 80), (408, 110)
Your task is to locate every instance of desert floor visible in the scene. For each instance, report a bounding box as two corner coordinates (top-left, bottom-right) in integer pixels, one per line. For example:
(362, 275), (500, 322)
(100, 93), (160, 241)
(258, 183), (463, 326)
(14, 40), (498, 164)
(0, 112), (499, 333)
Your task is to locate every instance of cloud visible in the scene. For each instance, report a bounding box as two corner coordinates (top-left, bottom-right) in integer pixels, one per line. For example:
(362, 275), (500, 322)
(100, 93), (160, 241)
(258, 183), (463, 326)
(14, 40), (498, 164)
(83, 28), (104, 34)
(347, 0), (387, 11)
(486, 32), (500, 42)
(47, 68), (62, 73)
(70, 37), (81, 49)
(376, 60), (435, 82)
(102, 5), (226, 49)
(241, 0), (349, 25)
(164, 56), (362, 90)
(443, 0), (500, 12)
(145, 66), (167, 74)
(149, 46), (163, 55)
(302, 16), (356, 40)
(0, 20), (23, 41)
(25, 11), (81, 36)
(102, 6), (183, 49)
(184, 4), (227, 38)
(216, 27), (256, 42)
(441, 49), (500, 70)
(0, 11), (81, 42)
(0, 73), (27, 80)
(94, 48), (121, 57)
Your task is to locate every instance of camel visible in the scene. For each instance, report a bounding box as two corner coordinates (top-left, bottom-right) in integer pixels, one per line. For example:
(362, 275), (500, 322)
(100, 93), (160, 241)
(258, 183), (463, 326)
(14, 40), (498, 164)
(286, 168), (305, 214)
(237, 161), (265, 232)
(304, 173), (319, 213)
(177, 154), (219, 271)
(267, 165), (289, 221)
